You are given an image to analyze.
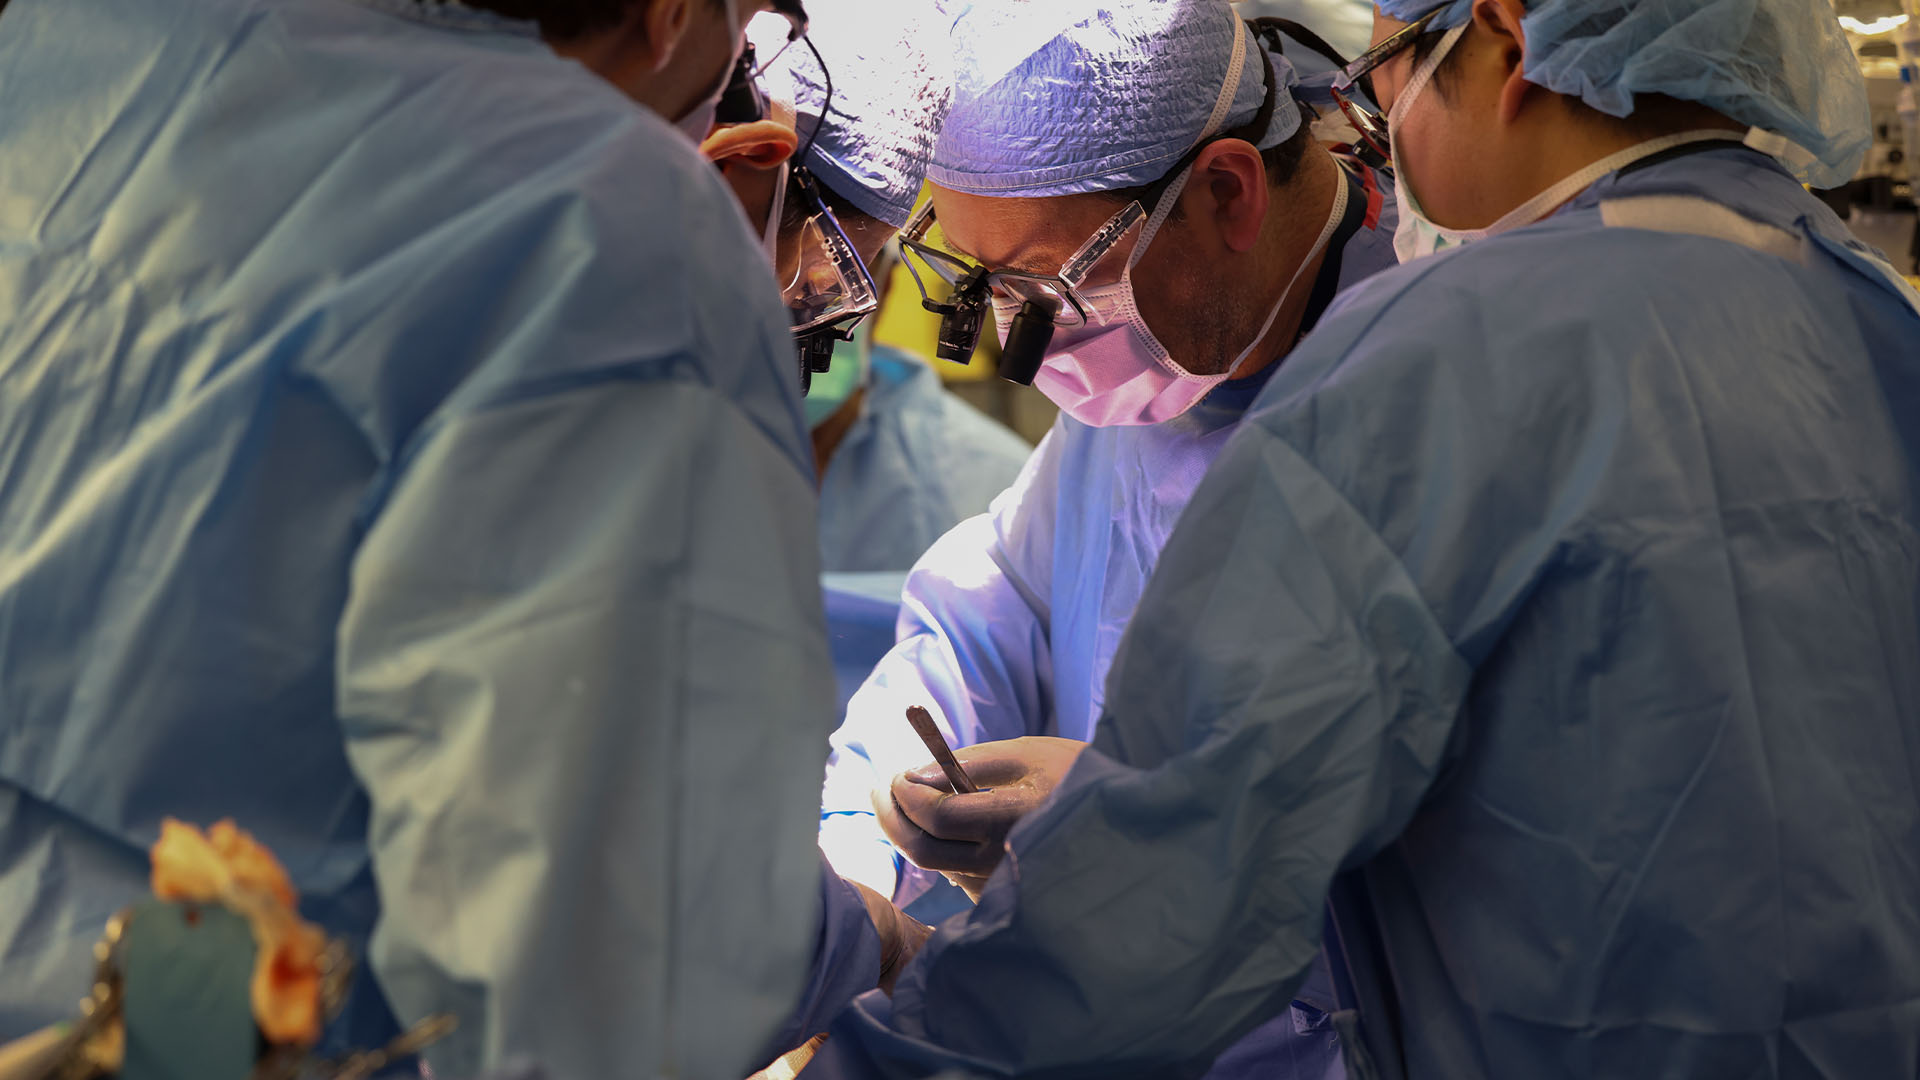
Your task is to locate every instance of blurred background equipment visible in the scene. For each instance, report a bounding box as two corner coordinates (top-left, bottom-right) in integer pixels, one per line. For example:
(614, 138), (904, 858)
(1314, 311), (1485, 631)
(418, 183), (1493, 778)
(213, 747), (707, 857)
(1831, 0), (1920, 275)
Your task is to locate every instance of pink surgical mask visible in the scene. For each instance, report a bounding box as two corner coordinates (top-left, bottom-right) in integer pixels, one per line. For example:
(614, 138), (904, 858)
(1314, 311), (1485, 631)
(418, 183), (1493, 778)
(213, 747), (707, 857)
(998, 160), (1349, 428)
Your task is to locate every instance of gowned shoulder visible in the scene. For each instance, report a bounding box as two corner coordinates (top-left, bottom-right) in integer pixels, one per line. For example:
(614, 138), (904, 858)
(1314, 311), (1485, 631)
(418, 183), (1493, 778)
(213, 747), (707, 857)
(1248, 210), (1822, 450)
(1225, 214), (1801, 597)
(292, 55), (806, 470)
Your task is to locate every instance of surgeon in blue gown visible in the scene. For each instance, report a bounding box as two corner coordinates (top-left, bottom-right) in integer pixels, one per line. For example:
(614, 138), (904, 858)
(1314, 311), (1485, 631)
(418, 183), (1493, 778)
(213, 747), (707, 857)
(817, 0), (1399, 1075)
(0, 0), (913, 1075)
(820, 0), (1399, 899)
(815, 0), (1920, 1074)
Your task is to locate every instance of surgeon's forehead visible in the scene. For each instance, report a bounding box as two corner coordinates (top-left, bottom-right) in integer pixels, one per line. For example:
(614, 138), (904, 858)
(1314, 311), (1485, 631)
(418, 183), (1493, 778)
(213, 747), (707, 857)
(928, 185), (1121, 274)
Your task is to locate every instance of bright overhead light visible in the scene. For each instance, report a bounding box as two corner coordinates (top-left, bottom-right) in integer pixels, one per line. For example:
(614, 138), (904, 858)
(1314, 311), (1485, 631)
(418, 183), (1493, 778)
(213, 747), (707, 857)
(1840, 12), (1911, 34)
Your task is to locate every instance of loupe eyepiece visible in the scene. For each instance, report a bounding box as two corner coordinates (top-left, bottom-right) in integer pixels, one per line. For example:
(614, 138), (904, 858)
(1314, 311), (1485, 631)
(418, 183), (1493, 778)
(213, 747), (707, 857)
(715, 45), (765, 125)
(925, 267), (990, 364)
(934, 300), (986, 364)
(795, 328), (841, 395)
(997, 298), (1057, 385)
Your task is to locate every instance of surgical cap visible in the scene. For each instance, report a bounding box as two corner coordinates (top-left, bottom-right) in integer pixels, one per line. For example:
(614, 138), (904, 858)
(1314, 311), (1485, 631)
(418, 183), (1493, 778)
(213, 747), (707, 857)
(766, 0), (953, 227)
(1374, 0), (1870, 188)
(930, 0), (1304, 196)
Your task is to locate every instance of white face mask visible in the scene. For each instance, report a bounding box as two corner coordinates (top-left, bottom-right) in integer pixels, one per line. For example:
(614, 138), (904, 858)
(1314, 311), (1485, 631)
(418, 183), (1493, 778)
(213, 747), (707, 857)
(675, 98), (721, 143)
(1387, 23), (1469, 262)
(1389, 22), (1748, 262)
(761, 160), (789, 264)
(672, 0), (741, 143)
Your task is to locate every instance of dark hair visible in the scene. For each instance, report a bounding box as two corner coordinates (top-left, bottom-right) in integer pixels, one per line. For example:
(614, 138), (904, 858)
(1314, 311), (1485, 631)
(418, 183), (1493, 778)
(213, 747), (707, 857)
(816, 177), (872, 227)
(454, 0), (725, 43)
(1406, 19), (1738, 137)
(1408, 27), (1466, 100)
(1094, 120), (1316, 212)
(1258, 121), (1316, 188)
(782, 171), (885, 239)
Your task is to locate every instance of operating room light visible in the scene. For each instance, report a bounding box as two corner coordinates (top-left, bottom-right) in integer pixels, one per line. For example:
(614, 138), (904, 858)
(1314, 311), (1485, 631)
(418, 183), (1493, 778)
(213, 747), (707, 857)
(1840, 13), (1910, 35)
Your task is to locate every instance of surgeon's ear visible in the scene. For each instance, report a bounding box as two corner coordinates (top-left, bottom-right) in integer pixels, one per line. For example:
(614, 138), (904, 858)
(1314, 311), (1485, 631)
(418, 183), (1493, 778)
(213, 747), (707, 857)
(1191, 139), (1270, 254)
(640, 0), (695, 70)
(1472, 0), (1533, 124)
(700, 119), (800, 167)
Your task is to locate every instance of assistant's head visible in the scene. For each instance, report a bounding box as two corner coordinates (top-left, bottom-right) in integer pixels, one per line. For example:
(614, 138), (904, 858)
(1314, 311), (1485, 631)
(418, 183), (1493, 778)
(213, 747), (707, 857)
(704, 113), (897, 288)
(702, 0), (951, 392)
(472, 0), (772, 129)
(913, 0), (1342, 425)
(1361, 0), (1868, 235)
(703, 0), (947, 274)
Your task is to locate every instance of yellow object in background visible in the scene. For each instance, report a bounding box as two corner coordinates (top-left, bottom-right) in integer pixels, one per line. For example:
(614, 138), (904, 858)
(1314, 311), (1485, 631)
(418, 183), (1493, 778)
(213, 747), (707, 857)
(871, 186), (1000, 380)
(868, 188), (1061, 446)
(871, 261), (1003, 379)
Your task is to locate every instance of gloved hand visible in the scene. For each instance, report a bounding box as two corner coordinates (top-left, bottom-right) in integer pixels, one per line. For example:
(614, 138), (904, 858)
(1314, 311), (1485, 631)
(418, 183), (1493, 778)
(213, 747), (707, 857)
(851, 881), (933, 995)
(871, 736), (1089, 902)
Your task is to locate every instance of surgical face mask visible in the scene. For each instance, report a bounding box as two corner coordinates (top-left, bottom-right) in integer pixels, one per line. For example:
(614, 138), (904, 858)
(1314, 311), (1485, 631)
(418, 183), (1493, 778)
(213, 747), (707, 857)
(672, 0), (742, 142)
(761, 161), (789, 263)
(1002, 158), (1350, 428)
(804, 319), (868, 428)
(1387, 23), (1470, 262)
(676, 97), (721, 143)
(1389, 23), (1747, 262)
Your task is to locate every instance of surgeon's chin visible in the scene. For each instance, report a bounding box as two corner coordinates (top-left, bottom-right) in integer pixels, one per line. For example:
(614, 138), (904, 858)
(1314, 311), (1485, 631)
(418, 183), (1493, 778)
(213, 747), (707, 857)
(1174, 293), (1257, 378)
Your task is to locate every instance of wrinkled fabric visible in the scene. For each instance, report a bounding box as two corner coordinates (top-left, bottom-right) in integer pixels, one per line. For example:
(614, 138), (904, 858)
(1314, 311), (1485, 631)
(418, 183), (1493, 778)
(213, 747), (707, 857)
(815, 147), (1920, 1079)
(1375, 0), (1869, 187)
(818, 346), (1034, 574)
(0, 0), (870, 1075)
(764, 855), (888, 1060)
(760, 0), (953, 227)
(819, 168), (1398, 1080)
(929, 0), (1303, 195)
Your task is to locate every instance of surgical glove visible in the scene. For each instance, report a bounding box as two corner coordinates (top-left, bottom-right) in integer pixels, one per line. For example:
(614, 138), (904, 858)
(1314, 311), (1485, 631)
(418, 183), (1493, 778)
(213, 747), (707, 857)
(872, 736), (1089, 901)
(852, 881), (933, 995)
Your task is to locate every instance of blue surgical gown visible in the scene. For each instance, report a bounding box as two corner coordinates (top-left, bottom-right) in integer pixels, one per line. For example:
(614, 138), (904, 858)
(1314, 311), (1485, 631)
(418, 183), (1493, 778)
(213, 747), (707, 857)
(819, 161), (1398, 1078)
(818, 346), (1034, 575)
(0, 0), (874, 1074)
(818, 146), (1920, 1078)
(819, 347), (1032, 734)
